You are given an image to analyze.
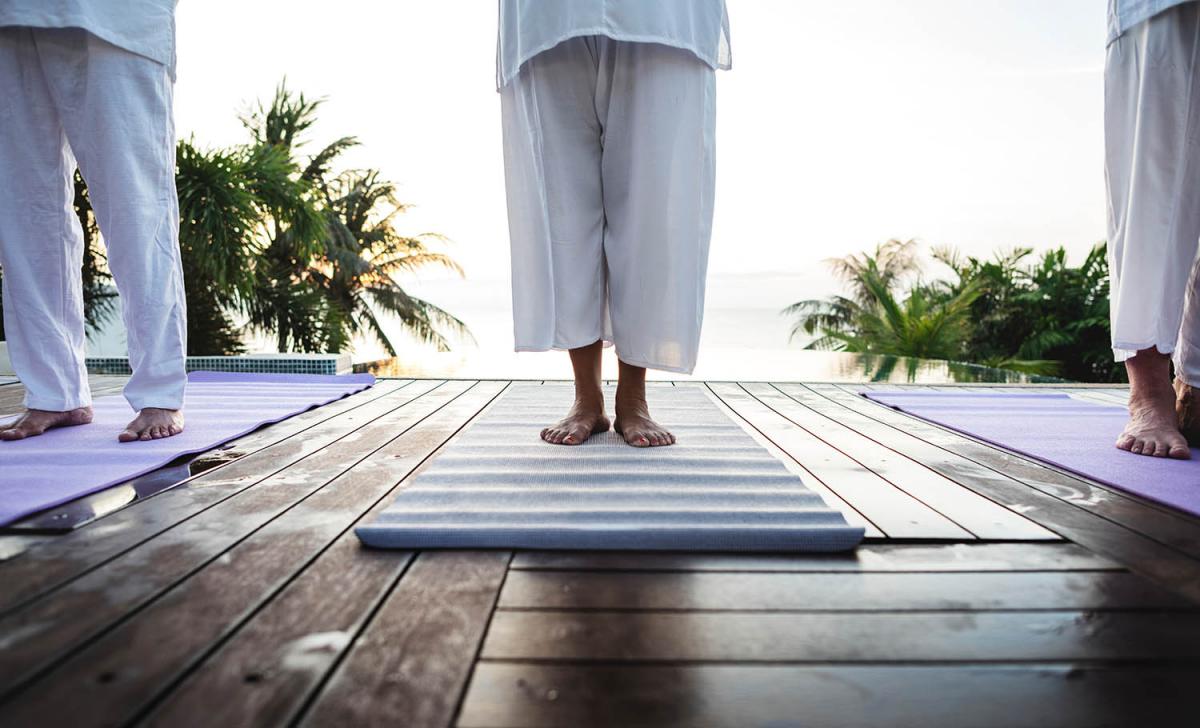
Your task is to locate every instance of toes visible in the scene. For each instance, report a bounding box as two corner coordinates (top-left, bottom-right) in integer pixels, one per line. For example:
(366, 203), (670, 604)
(1170, 444), (1193, 460)
(1115, 435), (1134, 451)
(118, 429), (139, 443)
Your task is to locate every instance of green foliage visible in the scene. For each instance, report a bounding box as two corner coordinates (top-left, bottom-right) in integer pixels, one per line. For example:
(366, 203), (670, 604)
(234, 81), (471, 355)
(73, 173), (121, 335)
(1, 81), (466, 359)
(784, 238), (982, 360)
(784, 239), (1125, 382)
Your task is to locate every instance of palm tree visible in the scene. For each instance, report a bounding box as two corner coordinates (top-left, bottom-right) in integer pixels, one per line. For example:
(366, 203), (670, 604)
(782, 239), (981, 361)
(176, 139), (314, 354)
(315, 170), (471, 355)
(783, 238), (921, 348)
(4, 83), (469, 361)
(74, 173), (120, 334)
(930, 243), (1117, 378)
(238, 81), (469, 354)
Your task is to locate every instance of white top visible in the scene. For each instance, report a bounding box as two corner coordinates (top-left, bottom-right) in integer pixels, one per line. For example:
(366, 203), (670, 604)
(1108, 0), (1197, 44)
(0, 0), (177, 78)
(497, 0), (731, 89)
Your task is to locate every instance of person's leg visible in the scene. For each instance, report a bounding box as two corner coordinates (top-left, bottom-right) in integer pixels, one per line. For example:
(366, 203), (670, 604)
(539, 339), (610, 445)
(1105, 5), (1200, 458)
(0, 27), (95, 441)
(38, 29), (187, 441)
(597, 39), (716, 446)
(1121, 348), (1189, 457)
(1175, 255), (1200, 444)
(500, 37), (610, 444)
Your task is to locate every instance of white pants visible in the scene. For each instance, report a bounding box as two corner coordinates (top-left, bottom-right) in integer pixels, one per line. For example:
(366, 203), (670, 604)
(0, 27), (187, 411)
(1105, 3), (1200, 386)
(500, 36), (716, 375)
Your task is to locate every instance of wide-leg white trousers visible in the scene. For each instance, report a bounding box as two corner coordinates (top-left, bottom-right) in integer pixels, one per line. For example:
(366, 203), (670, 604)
(500, 36), (716, 375)
(1105, 3), (1200, 386)
(0, 27), (187, 411)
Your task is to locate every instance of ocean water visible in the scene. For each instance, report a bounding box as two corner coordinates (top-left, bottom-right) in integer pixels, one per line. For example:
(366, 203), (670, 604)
(84, 271), (1044, 383)
(361, 273), (1046, 383)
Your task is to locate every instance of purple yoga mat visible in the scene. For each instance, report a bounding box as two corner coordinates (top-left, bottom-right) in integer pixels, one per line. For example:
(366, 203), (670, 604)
(862, 391), (1200, 518)
(0, 371), (376, 526)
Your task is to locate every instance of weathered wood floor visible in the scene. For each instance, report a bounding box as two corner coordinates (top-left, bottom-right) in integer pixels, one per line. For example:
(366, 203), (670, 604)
(0, 376), (1197, 727)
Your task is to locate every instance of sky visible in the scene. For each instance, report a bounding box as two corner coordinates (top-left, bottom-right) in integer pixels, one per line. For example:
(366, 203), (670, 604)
(164, 0), (1109, 365)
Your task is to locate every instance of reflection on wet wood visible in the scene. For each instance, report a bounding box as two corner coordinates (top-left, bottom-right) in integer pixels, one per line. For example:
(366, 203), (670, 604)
(0, 378), (1196, 728)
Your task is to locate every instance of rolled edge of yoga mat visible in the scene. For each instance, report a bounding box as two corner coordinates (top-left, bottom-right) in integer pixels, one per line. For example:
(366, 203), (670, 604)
(355, 523), (867, 552)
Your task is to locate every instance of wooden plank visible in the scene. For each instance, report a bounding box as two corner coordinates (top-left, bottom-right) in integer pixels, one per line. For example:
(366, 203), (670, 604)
(481, 610), (1200, 662)
(510, 542), (1121, 573)
(0, 381), (508, 727)
(740, 383), (1056, 540)
(0, 380), (464, 703)
(141, 540), (415, 728)
(694, 383), (883, 539)
(0, 378), (417, 615)
(707, 383), (971, 540)
(297, 551), (511, 728)
(803, 382), (1200, 550)
(457, 663), (1196, 728)
(801, 383), (1200, 549)
(785, 383), (1200, 603)
(816, 381), (1200, 534)
(4, 385), (416, 538)
(495, 570), (1192, 611)
(1, 376), (129, 413)
(0, 534), (49, 561)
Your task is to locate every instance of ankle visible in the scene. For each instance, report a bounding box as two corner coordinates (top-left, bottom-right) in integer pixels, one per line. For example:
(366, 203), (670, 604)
(1130, 377), (1175, 403)
(573, 387), (604, 408)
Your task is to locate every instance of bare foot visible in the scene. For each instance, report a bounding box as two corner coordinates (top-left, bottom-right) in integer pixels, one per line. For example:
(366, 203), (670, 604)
(541, 392), (609, 445)
(0, 407), (93, 441)
(119, 407), (185, 443)
(614, 367), (675, 448)
(1116, 355), (1189, 459)
(1178, 378), (1200, 449)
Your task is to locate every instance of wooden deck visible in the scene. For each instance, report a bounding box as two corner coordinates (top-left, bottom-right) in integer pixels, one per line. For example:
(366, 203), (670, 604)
(1, 376), (1197, 726)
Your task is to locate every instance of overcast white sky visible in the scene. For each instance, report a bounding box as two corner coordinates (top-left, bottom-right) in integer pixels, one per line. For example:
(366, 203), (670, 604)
(175, 0), (1107, 288)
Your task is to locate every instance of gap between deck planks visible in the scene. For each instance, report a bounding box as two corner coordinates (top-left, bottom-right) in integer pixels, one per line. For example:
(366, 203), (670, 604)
(0, 380), (515, 727)
(789, 382), (1200, 602)
(0, 378), (419, 608)
(456, 663), (1196, 727)
(710, 383), (1055, 540)
(2, 378), (1197, 728)
(459, 540), (1197, 727)
(0, 380), (417, 559)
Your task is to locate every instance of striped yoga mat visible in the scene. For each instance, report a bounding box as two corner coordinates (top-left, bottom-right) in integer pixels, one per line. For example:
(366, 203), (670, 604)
(356, 383), (864, 551)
